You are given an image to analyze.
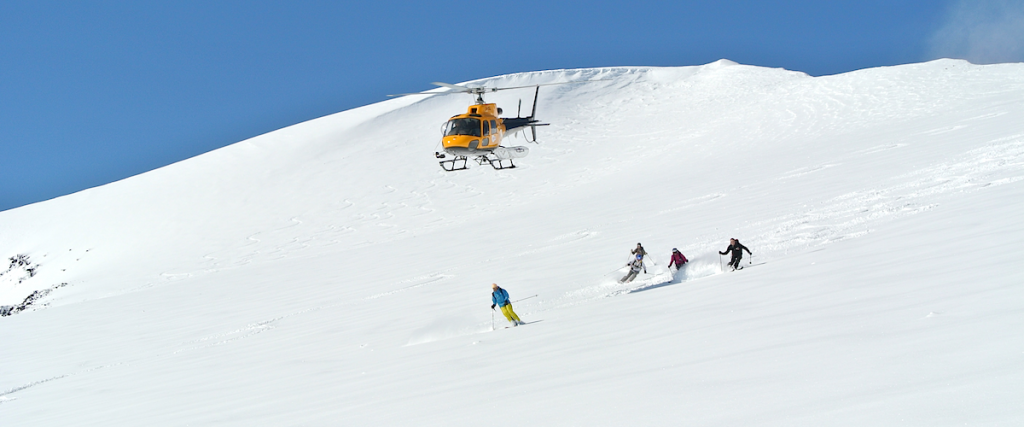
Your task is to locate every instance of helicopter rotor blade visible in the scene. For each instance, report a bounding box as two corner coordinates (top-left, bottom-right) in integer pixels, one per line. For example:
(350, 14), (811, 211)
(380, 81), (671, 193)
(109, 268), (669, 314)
(435, 79), (611, 93)
(387, 83), (477, 97)
(390, 78), (612, 99)
(431, 82), (474, 92)
(487, 83), (560, 92)
(486, 79), (612, 92)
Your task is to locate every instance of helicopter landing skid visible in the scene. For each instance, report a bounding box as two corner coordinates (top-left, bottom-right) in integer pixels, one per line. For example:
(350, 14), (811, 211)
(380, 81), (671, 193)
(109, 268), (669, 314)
(439, 155), (469, 172)
(438, 153), (516, 171)
(479, 155), (516, 170)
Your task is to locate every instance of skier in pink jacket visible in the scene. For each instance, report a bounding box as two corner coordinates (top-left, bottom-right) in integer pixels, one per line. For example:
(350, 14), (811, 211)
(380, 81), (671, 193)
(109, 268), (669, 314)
(668, 248), (688, 270)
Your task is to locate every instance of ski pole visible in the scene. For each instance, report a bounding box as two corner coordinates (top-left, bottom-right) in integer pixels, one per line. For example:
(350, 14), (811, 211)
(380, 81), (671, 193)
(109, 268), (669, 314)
(512, 294), (538, 303)
(719, 253), (724, 271)
(491, 308), (495, 331)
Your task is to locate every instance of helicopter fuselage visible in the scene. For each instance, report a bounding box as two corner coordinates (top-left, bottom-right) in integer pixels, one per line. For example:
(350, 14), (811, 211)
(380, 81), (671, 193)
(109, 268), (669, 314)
(440, 103), (505, 157)
(440, 102), (544, 158)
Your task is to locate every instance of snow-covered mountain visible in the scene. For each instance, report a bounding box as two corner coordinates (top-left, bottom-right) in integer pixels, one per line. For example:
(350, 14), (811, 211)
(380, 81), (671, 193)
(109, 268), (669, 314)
(2, 59), (1022, 426)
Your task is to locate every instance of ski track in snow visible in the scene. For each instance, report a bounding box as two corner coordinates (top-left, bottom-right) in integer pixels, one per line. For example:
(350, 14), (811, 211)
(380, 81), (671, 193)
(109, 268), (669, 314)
(777, 164), (841, 180)
(855, 143), (907, 154)
(655, 193), (725, 215)
(9, 305), (331, 396)
(173, 317), (285, 354)
(364, 272), (454, 300)
(1, 375), (69, 400)
(751, 135), (1024, 255)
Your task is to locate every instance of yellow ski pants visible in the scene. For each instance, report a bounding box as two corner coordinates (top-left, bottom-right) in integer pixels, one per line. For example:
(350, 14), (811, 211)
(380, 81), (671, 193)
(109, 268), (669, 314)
(500, 304), (521, 323)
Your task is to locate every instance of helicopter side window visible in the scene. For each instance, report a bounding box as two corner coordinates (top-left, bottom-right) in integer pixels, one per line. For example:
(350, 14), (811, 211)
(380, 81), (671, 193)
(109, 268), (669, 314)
(444, 118), (482, 137)
(483, 120), (490, 135)
(491, 120), (497, 132)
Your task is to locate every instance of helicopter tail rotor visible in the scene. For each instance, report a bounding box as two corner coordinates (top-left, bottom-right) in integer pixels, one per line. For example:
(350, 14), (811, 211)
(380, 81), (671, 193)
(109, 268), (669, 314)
(522, 86), (548, 143)
(527, 122), (550, 143)
(528, 86), (541, 143)
(500, 85), (549, 143)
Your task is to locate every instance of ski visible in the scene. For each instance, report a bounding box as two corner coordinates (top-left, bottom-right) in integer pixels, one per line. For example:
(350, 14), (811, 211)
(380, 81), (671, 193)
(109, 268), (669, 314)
(497, 320), (542, 330)
(732, 262), (767, 271)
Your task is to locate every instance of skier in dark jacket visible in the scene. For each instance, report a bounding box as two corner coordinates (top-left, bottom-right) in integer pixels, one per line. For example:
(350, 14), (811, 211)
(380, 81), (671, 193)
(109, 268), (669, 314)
(668, 248), (688, 270)
(719, 238), (751, 271)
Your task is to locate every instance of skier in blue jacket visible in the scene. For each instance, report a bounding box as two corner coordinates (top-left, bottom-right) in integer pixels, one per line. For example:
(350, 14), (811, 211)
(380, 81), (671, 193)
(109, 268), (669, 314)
(491, 283), (523, 326)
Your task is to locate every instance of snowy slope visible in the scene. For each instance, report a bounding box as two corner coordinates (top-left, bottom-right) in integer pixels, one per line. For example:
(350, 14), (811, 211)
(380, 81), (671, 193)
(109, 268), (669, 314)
(1, 59), (1023, 426)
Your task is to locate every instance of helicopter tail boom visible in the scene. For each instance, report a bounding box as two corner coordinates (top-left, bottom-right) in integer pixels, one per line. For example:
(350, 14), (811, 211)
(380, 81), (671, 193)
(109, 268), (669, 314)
(501, 86), (549, 142)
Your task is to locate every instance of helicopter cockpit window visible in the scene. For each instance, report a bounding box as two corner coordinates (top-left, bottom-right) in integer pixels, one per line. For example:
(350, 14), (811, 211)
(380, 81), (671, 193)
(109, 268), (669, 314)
(444, 118), (482, 137)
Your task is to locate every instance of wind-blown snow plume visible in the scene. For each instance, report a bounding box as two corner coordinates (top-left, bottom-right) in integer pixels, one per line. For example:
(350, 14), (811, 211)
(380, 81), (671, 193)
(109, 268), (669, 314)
(928, 0), (1024, 63)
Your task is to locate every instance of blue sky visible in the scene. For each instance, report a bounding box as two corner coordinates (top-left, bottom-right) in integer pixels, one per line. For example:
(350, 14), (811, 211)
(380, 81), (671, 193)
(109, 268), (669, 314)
(1, 0), (1022, 212)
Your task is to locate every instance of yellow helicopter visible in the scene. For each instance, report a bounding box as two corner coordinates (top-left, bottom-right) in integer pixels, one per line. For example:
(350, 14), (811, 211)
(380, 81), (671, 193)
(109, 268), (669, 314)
(391, 81), (572, 171)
